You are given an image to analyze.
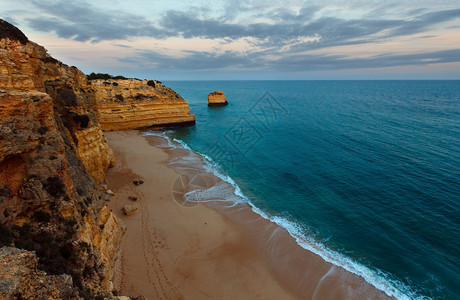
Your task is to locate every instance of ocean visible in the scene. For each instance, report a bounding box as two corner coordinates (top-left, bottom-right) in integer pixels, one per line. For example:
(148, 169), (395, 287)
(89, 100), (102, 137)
(151, 80), (460, 299)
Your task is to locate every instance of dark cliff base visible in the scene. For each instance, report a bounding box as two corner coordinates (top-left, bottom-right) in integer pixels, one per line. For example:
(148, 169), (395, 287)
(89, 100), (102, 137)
(208, 101), (229, 107)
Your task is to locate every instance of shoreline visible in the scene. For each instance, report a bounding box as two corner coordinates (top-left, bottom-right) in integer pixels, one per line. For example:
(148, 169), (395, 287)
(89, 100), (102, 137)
(105, 130), (391, 299)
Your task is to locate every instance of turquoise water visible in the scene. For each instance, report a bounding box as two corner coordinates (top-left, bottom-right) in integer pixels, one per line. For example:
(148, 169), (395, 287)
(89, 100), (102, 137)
(161, 80), (460, 299)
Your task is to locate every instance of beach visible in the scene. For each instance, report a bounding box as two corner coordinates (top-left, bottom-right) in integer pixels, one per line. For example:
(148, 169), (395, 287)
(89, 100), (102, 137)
(105, 130), (391, 299)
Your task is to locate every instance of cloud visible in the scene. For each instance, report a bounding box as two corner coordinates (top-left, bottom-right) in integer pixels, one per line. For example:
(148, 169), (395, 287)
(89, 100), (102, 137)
(389, 8), (460, 37)
(270, 48), (460, 71)
(23, 0), (460, 52)
(118, 47), (460, 72)
(119, 49), (261, 71)
(15, 0), (460, 78)
(114, 44), (133, 49)
(26, 0), (165, 42)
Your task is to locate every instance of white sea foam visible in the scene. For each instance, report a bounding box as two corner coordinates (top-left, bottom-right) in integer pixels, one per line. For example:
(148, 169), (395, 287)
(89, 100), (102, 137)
(144, 130), (429, 300)
(184, 183), (243, 205)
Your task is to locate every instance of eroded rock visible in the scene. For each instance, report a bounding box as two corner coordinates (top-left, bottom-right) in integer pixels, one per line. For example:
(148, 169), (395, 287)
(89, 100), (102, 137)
(208, 90), (228, 106)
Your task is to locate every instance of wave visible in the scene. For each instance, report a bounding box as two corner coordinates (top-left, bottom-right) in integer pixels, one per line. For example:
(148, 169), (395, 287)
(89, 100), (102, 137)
(142, 130), (429, 300)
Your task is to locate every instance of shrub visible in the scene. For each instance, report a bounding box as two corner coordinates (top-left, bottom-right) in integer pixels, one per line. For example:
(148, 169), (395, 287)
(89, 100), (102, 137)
(86, 72), (112, 80)
(147, 80), (155, 88)
(41, 56), (59, 64)
(115, 94), (124, 101)
(60, 243), (74, 259)
(44, 176), (66, 197)
(32, 210), (51, 223)
(0, 19), (28, 44)
(86, 72), (127, 80)
(0, 224), (15, 246)
(38, 126), (49, 135)
(56, 87), (77, 107)
(72, 114), (90, 129)
(0, 187), (11, 197)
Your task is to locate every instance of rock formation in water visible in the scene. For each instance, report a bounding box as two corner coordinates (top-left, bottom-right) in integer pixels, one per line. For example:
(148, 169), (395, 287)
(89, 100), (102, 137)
(91, 79), (196, 131)
(0, 19), (125, 298)
(208, 90), (228, 106)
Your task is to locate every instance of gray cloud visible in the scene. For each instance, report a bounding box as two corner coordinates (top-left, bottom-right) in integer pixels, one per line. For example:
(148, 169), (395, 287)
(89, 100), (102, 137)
(389, 8), (460, 37)
(118, 48), (460, 72)
(114, 44), (133, 49)
(270, 49), (460, 71)
(119, 49), (261, 71)
(19, 0), (460, 75)
(26, 0), (165, 42)
(24, 0), (460, 48)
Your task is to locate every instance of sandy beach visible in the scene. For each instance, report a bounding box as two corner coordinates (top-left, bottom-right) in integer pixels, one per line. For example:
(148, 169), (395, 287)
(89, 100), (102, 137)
(105, 131), (391, 299)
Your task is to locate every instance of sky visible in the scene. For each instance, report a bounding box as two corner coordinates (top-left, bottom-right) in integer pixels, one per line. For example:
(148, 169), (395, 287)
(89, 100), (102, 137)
(2, 0), (460, 80)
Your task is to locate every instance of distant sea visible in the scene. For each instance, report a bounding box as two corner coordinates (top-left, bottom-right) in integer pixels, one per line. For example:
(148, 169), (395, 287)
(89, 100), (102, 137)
(156, 80), (460, 299)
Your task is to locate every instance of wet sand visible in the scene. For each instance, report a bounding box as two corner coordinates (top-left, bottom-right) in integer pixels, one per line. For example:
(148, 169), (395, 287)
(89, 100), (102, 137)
(105, 130), (391, 299)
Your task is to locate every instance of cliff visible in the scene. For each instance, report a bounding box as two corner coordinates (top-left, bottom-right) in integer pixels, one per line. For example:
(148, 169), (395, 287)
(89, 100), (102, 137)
(0, 21), (115, 183)
(92, 79), (195, 131)
(0, 246), (80, 299)
(208, 90), (228, 106)
(0, 19), (124, 298)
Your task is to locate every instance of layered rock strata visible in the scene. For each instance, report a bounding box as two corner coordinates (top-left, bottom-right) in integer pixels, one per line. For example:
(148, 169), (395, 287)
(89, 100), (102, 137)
(208, 90), (228, 106)
(91, 79), (196, 131)
(0, 19), (124, 298)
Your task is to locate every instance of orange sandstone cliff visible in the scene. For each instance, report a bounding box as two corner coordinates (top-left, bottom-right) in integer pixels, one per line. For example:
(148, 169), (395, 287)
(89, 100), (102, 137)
(92, 78), (195, 131)
(0, 19), (125, 298)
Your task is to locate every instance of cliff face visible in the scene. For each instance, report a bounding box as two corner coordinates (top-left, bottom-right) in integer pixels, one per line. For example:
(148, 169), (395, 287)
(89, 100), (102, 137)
(0, 28), (115, 183)
(0, 20), (124, 297)
(208, 90), (228, 106)
(92, 79), (195, 131)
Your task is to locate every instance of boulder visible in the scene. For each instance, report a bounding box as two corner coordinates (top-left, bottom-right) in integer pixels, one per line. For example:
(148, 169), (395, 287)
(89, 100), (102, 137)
(122, 205), (139, 216)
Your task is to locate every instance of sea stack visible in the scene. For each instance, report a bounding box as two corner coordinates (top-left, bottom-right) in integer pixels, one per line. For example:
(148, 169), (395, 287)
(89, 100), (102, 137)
(208, 90), (228, 106)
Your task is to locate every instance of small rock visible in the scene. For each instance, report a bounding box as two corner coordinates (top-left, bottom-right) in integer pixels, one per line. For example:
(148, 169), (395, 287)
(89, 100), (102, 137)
(122, 205), (139, 216)
(102, 193), (110, 201)
(107, 189), (115, 196)
(98, 184), (108, 192)
(128, 196), (138, 201)
(0, 125), (12, 134)
(133, 179), (144, 186)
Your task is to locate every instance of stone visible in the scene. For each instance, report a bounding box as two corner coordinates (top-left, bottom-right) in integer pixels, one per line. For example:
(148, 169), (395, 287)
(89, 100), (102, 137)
(208, 90), (228, 106)
(98, 184), (108, 192)
(133, 179), (144, 186)
(122, 205), (139, 216)
(102, 193), (111, 201)
(128, 195), (138, 201)
(107, 189), (115, 196)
